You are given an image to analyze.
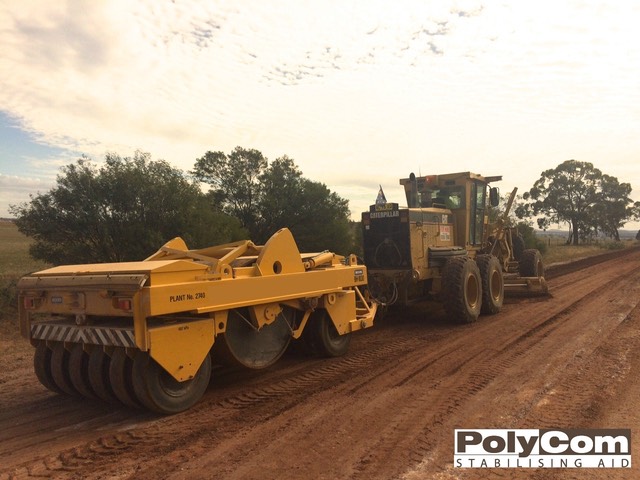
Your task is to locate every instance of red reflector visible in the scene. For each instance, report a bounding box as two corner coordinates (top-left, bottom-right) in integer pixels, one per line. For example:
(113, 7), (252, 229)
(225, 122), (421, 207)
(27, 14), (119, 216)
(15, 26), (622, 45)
(23, 297), (36, 310)
(117, 299), (132, 311)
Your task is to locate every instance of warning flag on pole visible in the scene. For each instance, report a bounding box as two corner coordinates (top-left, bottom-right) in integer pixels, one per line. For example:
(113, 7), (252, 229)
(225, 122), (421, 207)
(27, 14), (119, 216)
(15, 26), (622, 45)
(376, 185), (387, 205)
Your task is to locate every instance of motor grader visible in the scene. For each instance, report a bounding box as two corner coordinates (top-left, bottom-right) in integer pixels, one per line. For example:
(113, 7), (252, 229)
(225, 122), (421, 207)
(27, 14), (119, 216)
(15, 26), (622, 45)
(18, 228), (377, 414)
(362, 171), (547, 323)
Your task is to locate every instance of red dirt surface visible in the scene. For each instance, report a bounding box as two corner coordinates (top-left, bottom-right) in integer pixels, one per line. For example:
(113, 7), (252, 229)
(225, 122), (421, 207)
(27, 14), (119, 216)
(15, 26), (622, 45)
(1, 247), (639, 479)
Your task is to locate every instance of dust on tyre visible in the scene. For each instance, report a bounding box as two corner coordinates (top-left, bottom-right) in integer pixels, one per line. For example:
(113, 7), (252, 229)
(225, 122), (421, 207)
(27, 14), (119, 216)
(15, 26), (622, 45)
(442, 256), (482, 324)
(520, 249), (544, 277)
(132, 351), (212, 414)
(476, 254), (504, 315)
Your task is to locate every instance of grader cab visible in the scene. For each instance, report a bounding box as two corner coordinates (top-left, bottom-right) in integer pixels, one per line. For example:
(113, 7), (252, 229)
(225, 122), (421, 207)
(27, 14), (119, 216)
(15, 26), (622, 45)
(18, 228), (377, 414)
(362, 171), (547, 324)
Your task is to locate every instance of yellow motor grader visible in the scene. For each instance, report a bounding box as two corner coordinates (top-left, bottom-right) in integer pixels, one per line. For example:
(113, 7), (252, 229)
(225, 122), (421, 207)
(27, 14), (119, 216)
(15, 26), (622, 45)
(18, 228), (377, 414)
(362, 172), (547, 323)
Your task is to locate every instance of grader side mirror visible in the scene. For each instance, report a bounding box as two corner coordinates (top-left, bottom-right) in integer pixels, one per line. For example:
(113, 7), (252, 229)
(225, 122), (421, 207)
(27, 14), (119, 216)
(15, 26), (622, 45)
(490, 187), (500, 207)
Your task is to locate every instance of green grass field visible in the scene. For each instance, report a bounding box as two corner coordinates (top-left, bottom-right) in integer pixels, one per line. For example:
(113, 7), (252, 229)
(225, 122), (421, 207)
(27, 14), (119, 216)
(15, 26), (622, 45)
(0, 221), (50, 323)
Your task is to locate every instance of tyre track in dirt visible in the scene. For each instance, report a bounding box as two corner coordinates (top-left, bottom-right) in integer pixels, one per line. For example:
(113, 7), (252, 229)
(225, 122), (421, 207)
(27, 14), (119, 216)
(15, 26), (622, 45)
(0, 248), (639, 479)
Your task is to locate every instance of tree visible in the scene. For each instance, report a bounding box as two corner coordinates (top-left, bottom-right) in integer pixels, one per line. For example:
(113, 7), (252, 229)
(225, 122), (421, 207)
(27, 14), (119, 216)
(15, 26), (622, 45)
(191, 147), (267, 235)
(523, 160), (635, 245)
(10, 152), (245, 264)
(590, 174), (634, 241)
(192, 147), (353, 253)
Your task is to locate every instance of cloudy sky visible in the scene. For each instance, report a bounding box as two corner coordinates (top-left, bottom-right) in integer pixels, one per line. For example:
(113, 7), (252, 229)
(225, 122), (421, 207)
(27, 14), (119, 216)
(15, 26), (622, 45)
(1, 0), (639, 229)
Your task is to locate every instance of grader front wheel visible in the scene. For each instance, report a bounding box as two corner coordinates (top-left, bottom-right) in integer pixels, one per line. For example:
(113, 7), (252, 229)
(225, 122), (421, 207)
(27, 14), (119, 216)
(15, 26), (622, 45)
(520, 249), (544, 277)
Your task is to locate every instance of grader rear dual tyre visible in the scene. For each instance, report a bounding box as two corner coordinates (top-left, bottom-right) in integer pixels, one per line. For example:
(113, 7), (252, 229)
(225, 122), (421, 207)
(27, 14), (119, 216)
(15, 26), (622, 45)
(442, 256), (482, 324)
(476, 254), (504, 315)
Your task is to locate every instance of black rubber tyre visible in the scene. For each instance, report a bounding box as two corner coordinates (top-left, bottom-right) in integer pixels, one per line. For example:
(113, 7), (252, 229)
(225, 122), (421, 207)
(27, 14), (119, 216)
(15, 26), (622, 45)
(88, 348), (119, 404)
(132, 351), (212, 414)
(476, 254), (504, 315)
(50, 342), (78, 396)
(308, 310), (351, 358)
(33, 342), (64, 394)
(108, 348), (141, 409)
(68, 344), (98, 399)
(512, 234), (525, 261)
(442, 256), (482, 324)
(520, 249), (544, 277)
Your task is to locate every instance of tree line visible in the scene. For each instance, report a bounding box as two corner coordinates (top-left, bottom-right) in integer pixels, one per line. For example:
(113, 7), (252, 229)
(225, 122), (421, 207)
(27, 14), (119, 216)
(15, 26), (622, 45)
(516, 159), (640, 245)
(10, 152), (640, 265)
(10, 148), (353, 265)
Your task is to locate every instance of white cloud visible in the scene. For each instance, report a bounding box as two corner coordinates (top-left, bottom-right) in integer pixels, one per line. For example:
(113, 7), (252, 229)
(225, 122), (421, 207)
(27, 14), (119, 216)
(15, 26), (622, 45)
(0, 0), (639, 227)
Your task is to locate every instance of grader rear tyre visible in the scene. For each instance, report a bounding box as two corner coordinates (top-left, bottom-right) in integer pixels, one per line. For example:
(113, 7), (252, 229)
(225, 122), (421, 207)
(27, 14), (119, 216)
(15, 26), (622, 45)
(68, 344), (97, 399)
(213, 307), (292, 369)
(476, 254), (504, 315)
(50, 342), (78, 396)
(33, 341), (64, 394)
(442, 256), (482, 324)
(132, 352), (212, 414)
(108, 348), (141, 409)
(307, 310), (351, 358)
(88, 348), (119, 404)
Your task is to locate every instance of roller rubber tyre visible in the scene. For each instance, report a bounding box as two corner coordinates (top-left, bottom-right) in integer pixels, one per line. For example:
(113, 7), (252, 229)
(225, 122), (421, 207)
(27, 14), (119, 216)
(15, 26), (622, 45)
(108, 348), (141, 409)
(442, 256), (482, 324)
(88, 348), (119, 404)
(520, 249), (544, 277)
(476, 254), (504, 315)
(33, 341), (64, 394)
(308, 310), (351, 358)
(132, 351), (212, 414)
(68, 344), (98, 399)
(50, 342), (79, 396)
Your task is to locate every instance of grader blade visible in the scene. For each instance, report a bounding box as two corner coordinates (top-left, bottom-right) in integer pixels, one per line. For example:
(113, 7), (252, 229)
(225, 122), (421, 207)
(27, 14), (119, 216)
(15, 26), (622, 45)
(504, 276), (549, 297)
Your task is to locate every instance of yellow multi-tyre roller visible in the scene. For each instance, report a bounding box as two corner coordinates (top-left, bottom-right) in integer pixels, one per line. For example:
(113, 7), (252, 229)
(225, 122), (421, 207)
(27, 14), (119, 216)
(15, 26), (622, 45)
(19, 228), (377, 414)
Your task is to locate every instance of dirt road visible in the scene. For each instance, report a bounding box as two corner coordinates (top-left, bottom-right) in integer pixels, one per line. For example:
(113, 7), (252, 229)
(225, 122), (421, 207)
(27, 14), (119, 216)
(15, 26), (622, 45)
(1, 248), (639, 479)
